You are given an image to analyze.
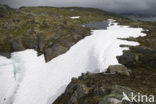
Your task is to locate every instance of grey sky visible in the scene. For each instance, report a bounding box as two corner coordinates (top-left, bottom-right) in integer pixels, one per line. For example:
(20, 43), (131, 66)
(1, 0), (156, 15)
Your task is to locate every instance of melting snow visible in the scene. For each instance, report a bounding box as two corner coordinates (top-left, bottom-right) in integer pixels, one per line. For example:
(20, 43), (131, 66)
(70, 16), (80, 19)
(0, 20), (146, 104)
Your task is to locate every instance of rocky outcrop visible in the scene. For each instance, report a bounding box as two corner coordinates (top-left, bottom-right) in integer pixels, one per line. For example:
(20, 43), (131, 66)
(117, 51), (137, 67)
(53, 71), (148, 104)
(0, 5), (156, 104)
(44, 44), (68, 62)
(106, 65), (131, 76)
(53, 62), (156, 104)
(0, 5), (91, 62)
(117, 46), (156, 69)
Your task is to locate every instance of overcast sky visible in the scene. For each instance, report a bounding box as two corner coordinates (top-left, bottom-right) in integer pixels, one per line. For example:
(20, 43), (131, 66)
(1, 0), (156, 15)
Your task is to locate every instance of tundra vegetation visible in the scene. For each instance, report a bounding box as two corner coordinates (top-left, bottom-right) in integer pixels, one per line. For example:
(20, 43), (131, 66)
(0, 4), (156, 104)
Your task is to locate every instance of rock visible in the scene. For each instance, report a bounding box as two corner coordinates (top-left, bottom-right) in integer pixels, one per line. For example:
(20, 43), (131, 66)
(75, 84), (89, 98)
(120, 45), (131, 48)
(79, 73), (88, 80)
(130, 46), (156, 54)
(98, 85), (136, 104)
(106, 65), (132, 76)
(24, 27), (35, 36)
(117, 46), (156, 69)
(65, 83), (89, 97)
(53, 77), (140, 104)
(140, 54), (156, 69)
(117, 51), (137, 67)
(130, 46), (156, 68)
(98, 96), (121, 104)
(93, 87), (111, 96)
(68, 93), (78, 104)
(11, 38), (25, 51)
(23, 36), (37, 49)
(66, 84), (89, 104)
(117, 37), (137, 42)
(0, 52), (11, 58)
(37, 34), (46, 53)
(86, 72), (93, 76)
(127, 36), (137, 41)
(44, 44), (68, 62)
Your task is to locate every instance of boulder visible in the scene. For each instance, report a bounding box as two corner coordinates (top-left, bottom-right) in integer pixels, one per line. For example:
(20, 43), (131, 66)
(106, 65), (132, 76)
(98, 85), (135, 104)
(11, 38), (25, 51)
(117, 51), (137, 67)
(44, 44), (68, 62)
(66, 84), (89, 104)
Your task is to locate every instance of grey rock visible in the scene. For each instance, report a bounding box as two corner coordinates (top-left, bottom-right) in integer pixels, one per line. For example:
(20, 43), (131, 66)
(37, 34), (45, 53)
(93, 87), (110, 96)
(76, 84), (89, 98)
(68, 92), (78, 104)
(0, 52), (10, 58)
(130, 46), (156, 54)
(98, 85), (135, 104)
(129, 46), (156, 68)
(11, 38), (25, 51)
(117, 51), (137, 67)
(53, 75), (149, 104)
(23, 36), (37, 49)
(44, 44), (68, 62)
(67, 84), (89, 104)
(107, 65), (131, 76)
(99, 96), (121, 104)
(127, 36), (137, 41)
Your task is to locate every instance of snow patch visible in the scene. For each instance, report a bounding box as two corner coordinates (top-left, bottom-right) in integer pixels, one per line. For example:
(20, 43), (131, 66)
(70, 16), (80, 19)
(0, 56), (17, 104)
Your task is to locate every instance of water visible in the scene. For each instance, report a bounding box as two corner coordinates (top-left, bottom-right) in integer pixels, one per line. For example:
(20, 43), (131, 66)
(82, 21), (108, 29)
(120, 14), (156, 22)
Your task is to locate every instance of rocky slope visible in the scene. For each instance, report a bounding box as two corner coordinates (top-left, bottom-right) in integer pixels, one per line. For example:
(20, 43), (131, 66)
(0, 4), (156, 104)
(54, 65), (155, 104)
(52, 7), (156, 104)
(0, 4), (117, 61)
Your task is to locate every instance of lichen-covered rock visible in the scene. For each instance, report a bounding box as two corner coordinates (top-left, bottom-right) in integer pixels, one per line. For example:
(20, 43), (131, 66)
(106, 65), (131, 76)
(53, 72), (152, 104)
(68, 84), (89, 104)
(53, 82), (140, 104)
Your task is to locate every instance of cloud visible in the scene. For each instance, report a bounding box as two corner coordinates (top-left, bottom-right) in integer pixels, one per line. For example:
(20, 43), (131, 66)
(1, 0), (156, 15)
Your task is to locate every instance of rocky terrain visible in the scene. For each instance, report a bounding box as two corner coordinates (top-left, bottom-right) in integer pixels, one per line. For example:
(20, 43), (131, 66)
(0, 4), (116, 61)
(0, 4), (156, 104)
